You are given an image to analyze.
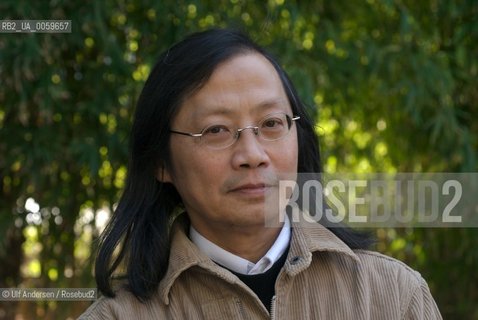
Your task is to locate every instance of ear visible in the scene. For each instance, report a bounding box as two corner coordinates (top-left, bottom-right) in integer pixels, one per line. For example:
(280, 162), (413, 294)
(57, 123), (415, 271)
(156, 165), (173, 184)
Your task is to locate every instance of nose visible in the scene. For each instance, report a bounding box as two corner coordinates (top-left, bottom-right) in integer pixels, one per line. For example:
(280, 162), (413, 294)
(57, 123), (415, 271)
(231, 128), (270, 169)
(236, 126), (259, 137)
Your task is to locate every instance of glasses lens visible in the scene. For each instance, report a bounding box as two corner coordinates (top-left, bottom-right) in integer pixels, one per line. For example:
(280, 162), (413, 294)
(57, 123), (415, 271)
(200, 113), (294, 149)
(259, 113), (290, 141)
(201, 125), (234, 149)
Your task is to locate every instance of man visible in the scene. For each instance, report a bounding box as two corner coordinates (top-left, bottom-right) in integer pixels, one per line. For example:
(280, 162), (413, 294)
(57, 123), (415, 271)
(79, 28), (442, 319)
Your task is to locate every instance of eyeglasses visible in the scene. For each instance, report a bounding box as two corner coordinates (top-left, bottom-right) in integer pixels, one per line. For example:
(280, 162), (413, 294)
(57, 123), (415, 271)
(170, 112), (300, 150)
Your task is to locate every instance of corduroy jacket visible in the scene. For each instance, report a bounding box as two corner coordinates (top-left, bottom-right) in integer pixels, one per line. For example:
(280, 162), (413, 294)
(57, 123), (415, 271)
(79, 216), (442, 319)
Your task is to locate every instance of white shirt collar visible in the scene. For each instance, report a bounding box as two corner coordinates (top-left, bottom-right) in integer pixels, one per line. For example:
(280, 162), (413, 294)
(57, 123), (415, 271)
(190, 215), (291, 275)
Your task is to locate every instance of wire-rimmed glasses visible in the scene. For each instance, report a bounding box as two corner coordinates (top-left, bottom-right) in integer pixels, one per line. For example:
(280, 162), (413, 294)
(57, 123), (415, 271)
(170, 112), (300, 150)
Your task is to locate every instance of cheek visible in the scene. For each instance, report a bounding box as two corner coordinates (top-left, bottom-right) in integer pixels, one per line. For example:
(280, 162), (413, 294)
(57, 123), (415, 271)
(169, 147), (225, 189)
(288, 144), (299, 170)
(279, 131), (299, 168)
(171, 157), (226, 211)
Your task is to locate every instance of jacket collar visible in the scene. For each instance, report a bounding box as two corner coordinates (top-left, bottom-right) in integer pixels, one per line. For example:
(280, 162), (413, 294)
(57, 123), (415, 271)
(158, 214), (240, 305)
(158, 213), (359, 304)
(284, 212), (359, 277)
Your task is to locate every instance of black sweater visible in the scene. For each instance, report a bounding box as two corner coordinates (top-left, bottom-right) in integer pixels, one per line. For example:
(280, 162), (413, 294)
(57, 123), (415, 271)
(224, 247), (289, 313)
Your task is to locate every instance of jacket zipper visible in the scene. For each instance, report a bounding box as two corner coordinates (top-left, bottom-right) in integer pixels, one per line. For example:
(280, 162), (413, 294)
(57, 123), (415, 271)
(270, 296), (277, 320)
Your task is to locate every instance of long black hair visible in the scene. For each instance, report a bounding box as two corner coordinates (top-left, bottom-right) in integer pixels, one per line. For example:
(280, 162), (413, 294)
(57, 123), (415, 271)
(95, 28), (373, 301)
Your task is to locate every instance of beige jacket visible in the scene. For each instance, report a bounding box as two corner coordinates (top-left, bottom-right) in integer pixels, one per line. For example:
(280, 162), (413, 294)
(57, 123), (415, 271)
(79, 217), (442, 319)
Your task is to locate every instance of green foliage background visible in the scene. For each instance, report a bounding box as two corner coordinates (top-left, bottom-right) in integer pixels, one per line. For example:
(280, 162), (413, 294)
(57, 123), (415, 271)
(0, 0), (477, 318)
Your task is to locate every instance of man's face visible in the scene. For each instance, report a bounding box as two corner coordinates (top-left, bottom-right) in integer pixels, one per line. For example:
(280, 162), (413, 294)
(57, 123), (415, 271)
(162, 53), (298, 239)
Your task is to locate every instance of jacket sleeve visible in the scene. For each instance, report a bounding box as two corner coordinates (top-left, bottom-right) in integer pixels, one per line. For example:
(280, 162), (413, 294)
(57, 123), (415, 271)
(403, 276), (443, 320)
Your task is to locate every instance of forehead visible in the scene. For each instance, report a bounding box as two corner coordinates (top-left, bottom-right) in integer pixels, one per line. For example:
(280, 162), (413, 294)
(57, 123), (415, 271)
(174, 53), (290, 122)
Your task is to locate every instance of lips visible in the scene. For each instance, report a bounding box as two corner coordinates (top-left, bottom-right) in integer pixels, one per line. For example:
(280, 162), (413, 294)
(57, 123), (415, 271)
(226, 173), (279, 195)
(228, 182), (275, 197)
(230, 183), (267, 191)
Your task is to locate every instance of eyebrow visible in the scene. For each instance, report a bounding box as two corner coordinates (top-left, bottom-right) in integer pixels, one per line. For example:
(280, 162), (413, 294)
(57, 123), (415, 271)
(195, 97), (290, 118)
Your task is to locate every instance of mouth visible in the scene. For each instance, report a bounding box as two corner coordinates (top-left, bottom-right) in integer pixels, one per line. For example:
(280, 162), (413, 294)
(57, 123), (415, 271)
(229, 183), (273, 195)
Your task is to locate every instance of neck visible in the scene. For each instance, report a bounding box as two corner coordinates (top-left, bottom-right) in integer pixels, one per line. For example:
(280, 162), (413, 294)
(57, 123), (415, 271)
(191, 222), (283, 263)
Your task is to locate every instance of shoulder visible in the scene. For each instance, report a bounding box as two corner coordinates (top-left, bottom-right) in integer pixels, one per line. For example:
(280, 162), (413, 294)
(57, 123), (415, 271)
(352, 250), (442, 319)
(354, 249), (423, 281)
(77, 289), (168, 320)
(352, 249), (424, 295)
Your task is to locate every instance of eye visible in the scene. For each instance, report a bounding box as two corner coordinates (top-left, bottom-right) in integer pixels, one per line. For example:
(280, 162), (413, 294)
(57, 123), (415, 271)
(262, 117), (284, 129)
(203, 125), (230, 135)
